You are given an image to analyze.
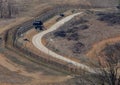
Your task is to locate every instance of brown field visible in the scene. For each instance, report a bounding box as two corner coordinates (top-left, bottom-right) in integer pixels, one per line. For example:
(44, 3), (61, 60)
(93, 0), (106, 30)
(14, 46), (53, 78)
(0, 48), (72, 85)
(44, 10), (120, 66)
(0, 0), (119, 85)
(0, 0), (117, 33)
(0, 9), (85, 85)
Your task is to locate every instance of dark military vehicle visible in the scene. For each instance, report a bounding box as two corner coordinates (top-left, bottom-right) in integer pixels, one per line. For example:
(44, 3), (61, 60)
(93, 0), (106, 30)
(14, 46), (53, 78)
(33, 20), (44, 30)
(59, 13), (65, 17)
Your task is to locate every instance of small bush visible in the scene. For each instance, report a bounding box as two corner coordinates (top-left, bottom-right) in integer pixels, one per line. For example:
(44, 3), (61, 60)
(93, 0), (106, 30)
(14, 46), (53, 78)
(71, 18), (88, 26)
(79, 24), (89, 30)
(102, 43), (120, 57)
(97, 13), (120, 25)
(72, 42), (85, 53)
(66, 27), (78, 33)
(66, 25), (89, 34)
(101, 42), (120, 65)
(67, 33), (79, 41)
(54, 30), (66, 37)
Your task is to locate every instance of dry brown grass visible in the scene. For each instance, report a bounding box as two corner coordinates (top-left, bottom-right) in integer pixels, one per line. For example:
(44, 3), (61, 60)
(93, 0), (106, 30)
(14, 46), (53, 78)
(86, 35), (120, 59)
(44, 10), (73, 28)
(0, 3), (53, 34)
(0, 0), (117, 34)
(0, 49), (71, 85)
(0, 0), (90, 34)
(0, 17), (32, 34)
(23, 11), (82, 63)
(44, 10), (120, 67)
(0, 0), (118, 84)
(44, 16), (60, 28)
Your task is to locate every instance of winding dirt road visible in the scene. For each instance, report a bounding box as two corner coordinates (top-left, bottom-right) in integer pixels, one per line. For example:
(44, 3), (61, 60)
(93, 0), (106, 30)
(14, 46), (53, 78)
(32, 12), (95, 73)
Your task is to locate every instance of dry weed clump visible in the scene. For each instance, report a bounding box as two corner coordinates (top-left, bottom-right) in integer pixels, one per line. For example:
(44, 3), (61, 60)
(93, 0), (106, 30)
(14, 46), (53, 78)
(97, 13), (120, 25)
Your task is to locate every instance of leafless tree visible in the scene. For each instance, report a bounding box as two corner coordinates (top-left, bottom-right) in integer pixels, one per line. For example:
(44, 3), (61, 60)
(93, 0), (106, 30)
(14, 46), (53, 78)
(0, 0), (3, 18)
(76, 43), (120, 85)
(98, 43), (120, 85)
(7, 0), (12, 18)
(0, 0), (19, 18)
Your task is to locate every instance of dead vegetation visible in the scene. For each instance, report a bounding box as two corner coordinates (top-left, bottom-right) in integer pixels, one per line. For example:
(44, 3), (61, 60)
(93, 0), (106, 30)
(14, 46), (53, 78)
(0, 0), (19, 18)
(97, 12), (120, 25)
(0, 47), (70, 85)
(98, 42), (120, 85)
(53, 17), (89, 41)
(0, 65), (30, 84)
(0, 0), (119, 85)
(72, 42), (85, 54)
(45, 10), (120, 66)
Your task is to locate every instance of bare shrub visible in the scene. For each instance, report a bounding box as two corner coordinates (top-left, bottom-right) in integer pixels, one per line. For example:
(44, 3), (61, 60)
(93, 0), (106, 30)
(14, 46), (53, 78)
(67, 33), (79, 41)
(0, 0), (19, 18)
(71, 18), (88, 26)
(72, 42), (85, 53)
(97, 12), (120, 25)
(98, 43), (120, 85)
(53, 17), (89, 41)
(54, 30), (66, 37)
(78, 24), (89, 30)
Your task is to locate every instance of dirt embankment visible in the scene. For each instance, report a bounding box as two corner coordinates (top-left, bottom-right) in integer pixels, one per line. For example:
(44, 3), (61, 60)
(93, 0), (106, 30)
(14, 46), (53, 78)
(0, 52), (71, 85)
(86, 35), (120, 58)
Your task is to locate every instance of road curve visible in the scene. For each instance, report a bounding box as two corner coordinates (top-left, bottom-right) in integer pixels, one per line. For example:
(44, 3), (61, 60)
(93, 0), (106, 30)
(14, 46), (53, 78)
(32, 12), (95, 73)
